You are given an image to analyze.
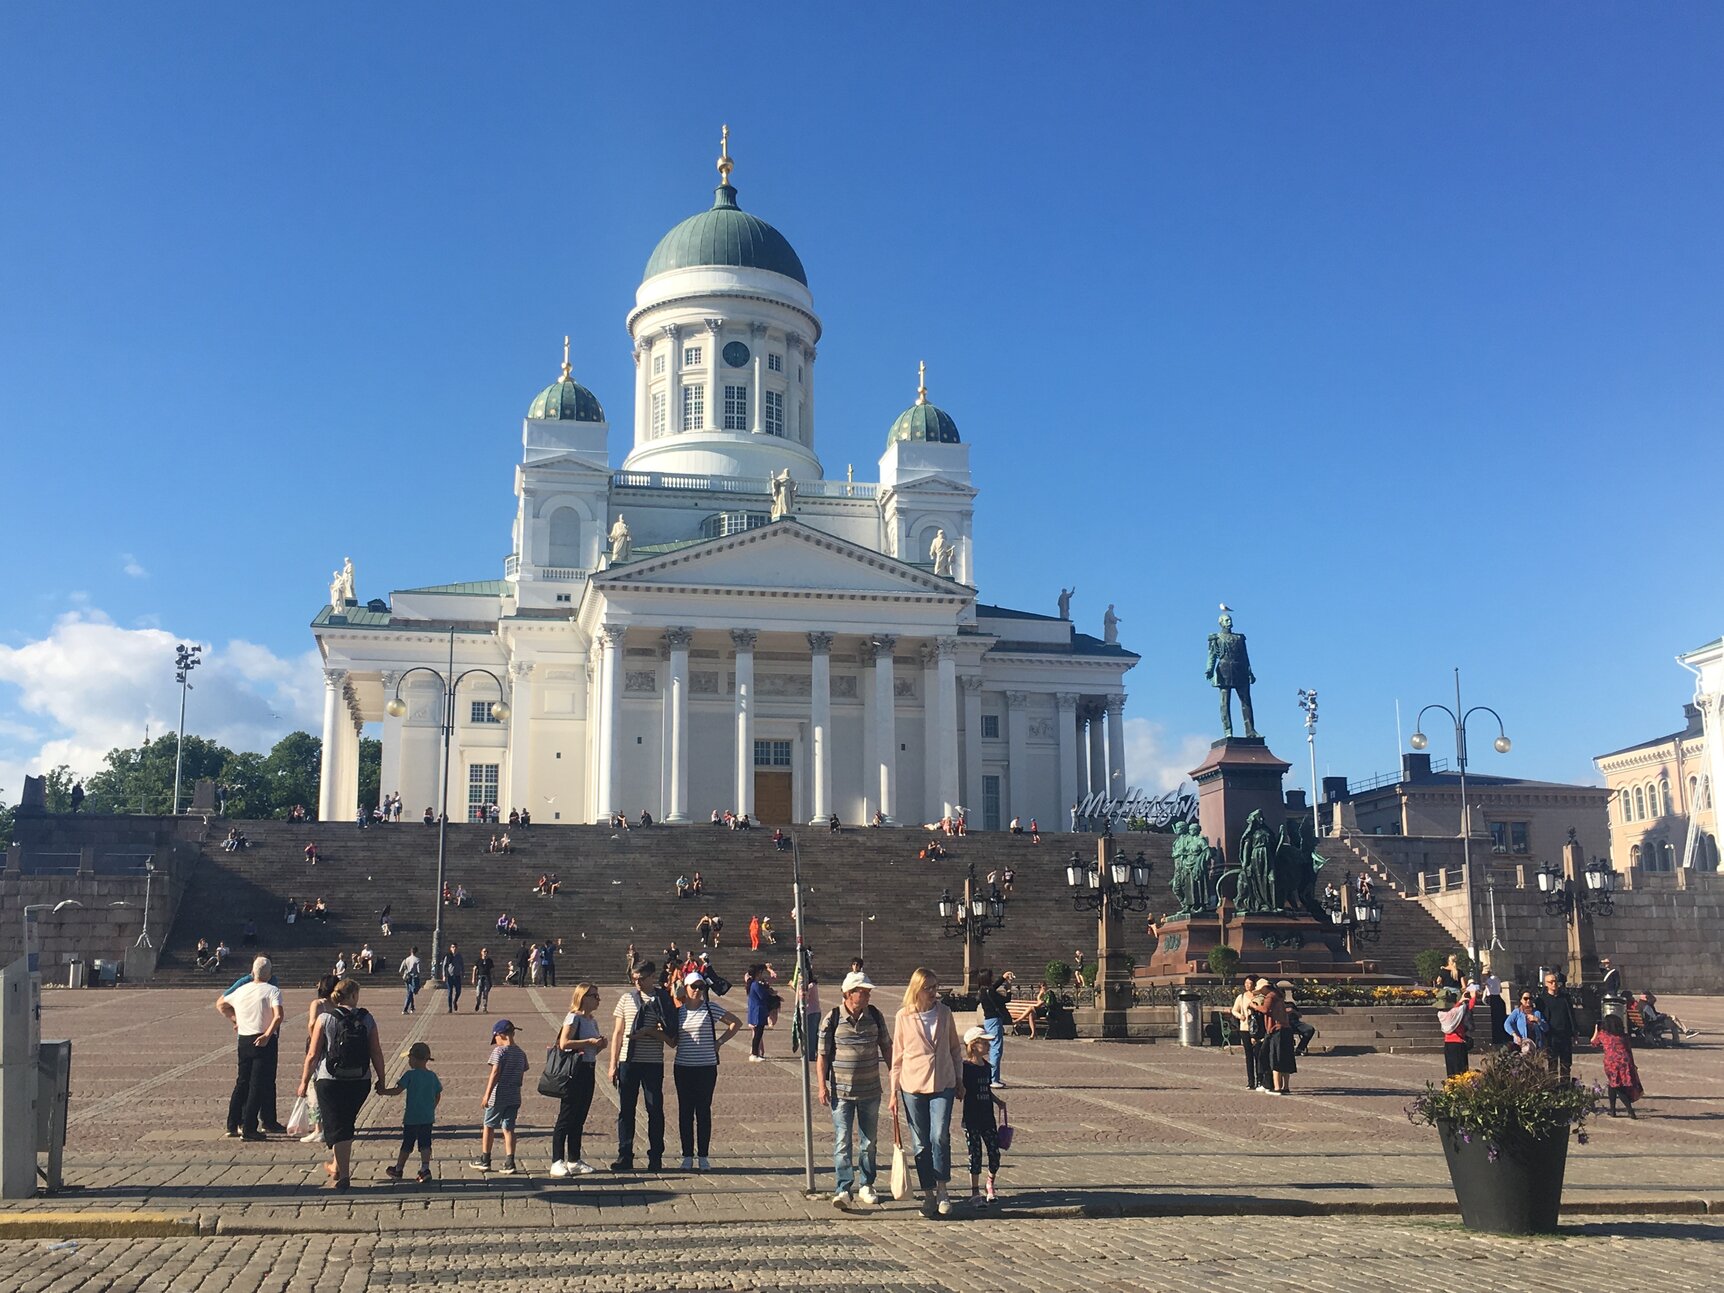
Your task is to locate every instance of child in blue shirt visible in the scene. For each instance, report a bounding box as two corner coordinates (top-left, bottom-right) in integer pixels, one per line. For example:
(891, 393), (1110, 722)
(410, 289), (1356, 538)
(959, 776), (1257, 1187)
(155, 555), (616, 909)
(382, 1041), (443, 1182)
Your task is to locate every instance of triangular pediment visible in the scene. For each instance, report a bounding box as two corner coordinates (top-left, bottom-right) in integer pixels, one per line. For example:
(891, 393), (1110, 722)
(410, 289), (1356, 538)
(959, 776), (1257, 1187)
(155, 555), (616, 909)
(595, 521), (968, 597)
(882, 472), (977, 495)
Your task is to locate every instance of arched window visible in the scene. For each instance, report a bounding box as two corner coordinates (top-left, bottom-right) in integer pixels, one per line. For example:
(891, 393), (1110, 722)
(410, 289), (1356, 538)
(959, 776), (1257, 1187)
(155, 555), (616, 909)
(547, 507), (582, 568)
(1659, 781), (1671, 817)
(1629, 843), (1641, 868)
(1705, 776), (1714, 811)
(1620, 789), (1633, 822)
(1633, 786), (1645, 820)
(1703, 833), (1720, 869)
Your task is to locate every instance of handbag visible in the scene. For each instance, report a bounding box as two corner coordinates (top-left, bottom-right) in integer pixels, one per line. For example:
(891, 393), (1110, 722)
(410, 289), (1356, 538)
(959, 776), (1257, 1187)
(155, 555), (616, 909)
(889, 1103), (910, 1200)
(996, 1101), (1014, 1152)
(538, 1045), (582, 1098)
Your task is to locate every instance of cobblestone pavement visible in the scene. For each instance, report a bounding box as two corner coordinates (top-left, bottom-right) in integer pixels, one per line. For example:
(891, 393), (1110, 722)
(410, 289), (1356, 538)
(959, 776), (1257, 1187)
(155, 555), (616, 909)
(4, 1214), (1724, 1293)
(5, 987), (1721, 1287)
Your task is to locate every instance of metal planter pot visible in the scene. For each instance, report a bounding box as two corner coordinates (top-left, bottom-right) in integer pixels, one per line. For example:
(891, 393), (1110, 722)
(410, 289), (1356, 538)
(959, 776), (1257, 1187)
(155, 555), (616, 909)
(1437, 1119), (1570, 1235)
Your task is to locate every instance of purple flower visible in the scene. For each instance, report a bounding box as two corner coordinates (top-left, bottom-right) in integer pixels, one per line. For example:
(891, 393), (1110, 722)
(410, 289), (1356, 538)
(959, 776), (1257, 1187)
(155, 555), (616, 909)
(1462, 1133), (1472, 1144)
(1487, 1146), (1500, 1163)
(1576, 1131), (1590, 1146)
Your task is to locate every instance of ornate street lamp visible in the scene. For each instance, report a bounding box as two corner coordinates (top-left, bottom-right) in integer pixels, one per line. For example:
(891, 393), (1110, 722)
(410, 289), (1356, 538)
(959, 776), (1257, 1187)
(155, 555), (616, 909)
(1067, 845), (1152, 916)
(1410, 668), (1509, 967)
(934, 860), (1006, 989)
(1534, 834), (1617, 925)
(385, 628), (510, 959)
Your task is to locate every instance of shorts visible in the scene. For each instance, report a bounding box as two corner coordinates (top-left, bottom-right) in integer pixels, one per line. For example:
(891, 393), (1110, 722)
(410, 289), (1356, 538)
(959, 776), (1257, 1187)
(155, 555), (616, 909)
(400, 1123), (433, 1155)
(483, 1103), (520, 1131)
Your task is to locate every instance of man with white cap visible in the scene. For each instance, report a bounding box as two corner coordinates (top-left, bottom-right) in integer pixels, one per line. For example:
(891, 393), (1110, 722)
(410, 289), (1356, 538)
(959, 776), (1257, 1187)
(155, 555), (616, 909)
(817, 969), (893, 1209)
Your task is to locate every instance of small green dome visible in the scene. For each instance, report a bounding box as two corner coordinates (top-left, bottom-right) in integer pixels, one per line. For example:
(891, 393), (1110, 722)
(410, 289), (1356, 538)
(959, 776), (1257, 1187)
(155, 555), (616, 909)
(887, 364), (959, 446)
(528, 347), (605, 422)
(643, 183), (808, 287)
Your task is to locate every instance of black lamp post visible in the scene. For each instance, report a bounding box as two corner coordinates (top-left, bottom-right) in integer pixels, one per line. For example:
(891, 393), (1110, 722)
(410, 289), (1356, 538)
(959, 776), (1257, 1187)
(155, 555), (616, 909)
(1535, 852), (1617, 924)
(385, 628), (510, 960)
(937, 860), (1006, 992)
(1320, 875), (1383, 944)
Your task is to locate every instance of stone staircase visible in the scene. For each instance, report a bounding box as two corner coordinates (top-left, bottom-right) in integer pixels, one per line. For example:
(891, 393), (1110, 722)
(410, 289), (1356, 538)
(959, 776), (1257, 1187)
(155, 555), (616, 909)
(1320, 835), (1470, 978)
(151, 822), (1174, 989)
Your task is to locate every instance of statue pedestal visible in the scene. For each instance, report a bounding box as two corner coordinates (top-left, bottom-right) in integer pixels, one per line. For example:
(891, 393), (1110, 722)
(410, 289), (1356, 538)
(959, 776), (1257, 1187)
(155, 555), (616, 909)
(1145, 913), (1370, 981)
(1189, 738), (1292, 867)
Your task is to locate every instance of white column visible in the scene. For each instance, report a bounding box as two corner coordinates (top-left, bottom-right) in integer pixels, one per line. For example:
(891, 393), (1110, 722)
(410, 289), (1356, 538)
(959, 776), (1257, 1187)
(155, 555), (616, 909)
(595, 626), (625, 820)
(935, 638), (960, 817)
(1006, 691), (1030, 824)
(921, 643), (939, 819)
(507, 662), (534, 815)
(340, 707), (362, 821)
(1056, 692), (1080, 825)
(664, 628), (692, 822)
(379, 670), (403, 806)
(872, 635), (898, 824)
(705, 318), (722, 430)
(664, 324), (682, 435)
(788, 334), (805, 443)
(318, 668), (346, 821)
(1087, 705), (1107, 804)
(750, 321), (767, 434)
(1106, 695), (1128, 793)
(732, 630), (757, 817)
(808, 632), (833, 824)
(1073, 706), (1089, 801)
(960, 675), (984, 823)
(635, 339), (651, 443)
(861, 640), (876, 822)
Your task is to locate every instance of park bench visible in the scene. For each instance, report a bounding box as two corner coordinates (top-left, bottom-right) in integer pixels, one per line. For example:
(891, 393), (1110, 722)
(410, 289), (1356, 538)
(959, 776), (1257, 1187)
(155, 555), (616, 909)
(1005, 998), (1039, 1037)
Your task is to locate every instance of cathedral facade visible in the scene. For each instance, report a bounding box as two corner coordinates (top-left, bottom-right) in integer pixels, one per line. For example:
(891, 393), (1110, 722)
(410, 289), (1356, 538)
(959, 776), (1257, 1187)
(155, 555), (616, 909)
(312, 138), (1137, 826)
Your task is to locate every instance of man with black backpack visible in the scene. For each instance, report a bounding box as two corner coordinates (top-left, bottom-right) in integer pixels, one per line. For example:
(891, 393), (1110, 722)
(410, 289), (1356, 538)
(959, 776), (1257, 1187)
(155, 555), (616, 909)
(817, 970), (892, 1210)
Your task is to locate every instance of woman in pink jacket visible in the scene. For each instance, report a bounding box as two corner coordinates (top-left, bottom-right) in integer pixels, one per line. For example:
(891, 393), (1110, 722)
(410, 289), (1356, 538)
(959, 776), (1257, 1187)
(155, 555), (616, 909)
(889, 966), (965, 1217)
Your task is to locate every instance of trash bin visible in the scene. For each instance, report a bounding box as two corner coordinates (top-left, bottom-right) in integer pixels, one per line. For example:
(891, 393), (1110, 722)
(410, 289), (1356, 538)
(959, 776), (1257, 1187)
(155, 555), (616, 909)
(1176, 988), (1204, 1047)
(1600, 993), (1627, 1026)
(67, 959), (86, 989)
(97, 961), (119, 987)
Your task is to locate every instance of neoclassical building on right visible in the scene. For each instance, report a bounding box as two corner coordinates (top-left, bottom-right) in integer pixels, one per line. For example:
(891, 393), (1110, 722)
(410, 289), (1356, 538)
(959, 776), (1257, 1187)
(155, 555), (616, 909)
(1594, 633), (1722, 871)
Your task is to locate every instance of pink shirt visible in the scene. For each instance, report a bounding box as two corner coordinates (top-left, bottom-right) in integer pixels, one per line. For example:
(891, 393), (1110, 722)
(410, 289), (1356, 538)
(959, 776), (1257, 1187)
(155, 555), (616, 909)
(890, 1003), (964, 1095)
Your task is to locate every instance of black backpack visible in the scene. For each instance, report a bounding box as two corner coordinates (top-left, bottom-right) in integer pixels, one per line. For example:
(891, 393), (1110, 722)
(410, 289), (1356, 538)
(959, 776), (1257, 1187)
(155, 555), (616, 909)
(326, 1006), (372, 1081)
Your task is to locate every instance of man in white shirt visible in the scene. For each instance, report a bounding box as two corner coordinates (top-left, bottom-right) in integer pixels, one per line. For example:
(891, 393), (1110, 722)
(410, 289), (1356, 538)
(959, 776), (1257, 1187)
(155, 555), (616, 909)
(217, 956), (284, 1139)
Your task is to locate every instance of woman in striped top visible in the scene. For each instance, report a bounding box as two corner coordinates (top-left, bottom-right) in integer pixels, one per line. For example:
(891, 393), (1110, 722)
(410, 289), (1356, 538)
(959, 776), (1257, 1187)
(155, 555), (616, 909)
(673, 971), (741, 1171)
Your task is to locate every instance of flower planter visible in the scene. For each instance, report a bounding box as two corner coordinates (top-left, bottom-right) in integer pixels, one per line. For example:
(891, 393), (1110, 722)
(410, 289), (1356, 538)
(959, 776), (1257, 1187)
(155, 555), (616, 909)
(1437, 1119), (1570, 1234)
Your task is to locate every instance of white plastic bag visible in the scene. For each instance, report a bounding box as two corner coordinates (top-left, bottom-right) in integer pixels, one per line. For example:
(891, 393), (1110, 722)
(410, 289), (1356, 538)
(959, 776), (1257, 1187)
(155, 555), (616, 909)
(285, 1096), (314, 1137)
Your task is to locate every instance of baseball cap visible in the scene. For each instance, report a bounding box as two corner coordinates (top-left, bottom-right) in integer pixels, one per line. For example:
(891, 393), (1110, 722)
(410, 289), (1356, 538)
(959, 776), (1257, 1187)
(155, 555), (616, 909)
(842, 971), (876, 993)
(1254, 978), (1270, 990)
(683, 971), (706, 987)
(491, 1018), (516, 1035)
(400, 1041), (433, 1061)
(962, 1025), (987, 1047)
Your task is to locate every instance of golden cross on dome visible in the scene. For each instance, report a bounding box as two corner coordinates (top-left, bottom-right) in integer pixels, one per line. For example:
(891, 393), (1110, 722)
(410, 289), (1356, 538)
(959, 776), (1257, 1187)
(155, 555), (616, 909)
(916, 360), (928, 405)
(717, 124), (733, 184)
(560, 335), (572, 381)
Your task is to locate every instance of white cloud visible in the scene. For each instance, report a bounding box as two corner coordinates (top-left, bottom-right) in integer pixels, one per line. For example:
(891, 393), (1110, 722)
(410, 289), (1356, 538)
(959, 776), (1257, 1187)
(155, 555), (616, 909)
(121, 553), (149, 579)
(0, 610), (323, 795)
(1120, 716), (1211, 795)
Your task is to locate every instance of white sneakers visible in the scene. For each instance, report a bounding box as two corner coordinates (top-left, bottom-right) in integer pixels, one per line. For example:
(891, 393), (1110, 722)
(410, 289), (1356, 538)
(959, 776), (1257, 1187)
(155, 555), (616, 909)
(550, 1159), (597, 1178)
(935, 1185), (952, 1216)
(832, 1188), (850, 1210)
(748, 1055), (766, 1062)
(549, 1160), (569, 1178)
(854, 1185), (880, 1206)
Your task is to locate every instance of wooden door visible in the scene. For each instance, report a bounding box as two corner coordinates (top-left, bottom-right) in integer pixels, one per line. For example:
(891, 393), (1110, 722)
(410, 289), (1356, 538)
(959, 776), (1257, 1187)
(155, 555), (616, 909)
(754, 770), (793, 824)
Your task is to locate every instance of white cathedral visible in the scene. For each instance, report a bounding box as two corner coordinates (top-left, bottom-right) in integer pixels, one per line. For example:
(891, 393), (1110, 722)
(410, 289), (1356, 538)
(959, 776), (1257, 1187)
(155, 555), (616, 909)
(313, 135), (1137, 827)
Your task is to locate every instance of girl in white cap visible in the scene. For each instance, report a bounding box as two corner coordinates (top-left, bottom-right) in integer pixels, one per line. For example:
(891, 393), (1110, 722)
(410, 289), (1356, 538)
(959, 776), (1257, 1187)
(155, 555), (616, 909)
(961, 1026), (1006, 1204)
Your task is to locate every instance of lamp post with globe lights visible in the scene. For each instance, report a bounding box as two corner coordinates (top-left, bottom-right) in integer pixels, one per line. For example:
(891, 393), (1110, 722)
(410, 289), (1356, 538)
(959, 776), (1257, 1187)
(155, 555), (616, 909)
(384, 628), (510, 957)
(1410, 668), (1509, 971)
(171, 644), (202, 814)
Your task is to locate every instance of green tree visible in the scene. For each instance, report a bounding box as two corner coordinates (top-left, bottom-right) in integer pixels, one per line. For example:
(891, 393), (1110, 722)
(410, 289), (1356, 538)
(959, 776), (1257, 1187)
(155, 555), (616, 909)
(262, 732), (321, 817)
(357, 736), (382, 816)
(83, 734), (231, 815)
(40, 765), (80, 812)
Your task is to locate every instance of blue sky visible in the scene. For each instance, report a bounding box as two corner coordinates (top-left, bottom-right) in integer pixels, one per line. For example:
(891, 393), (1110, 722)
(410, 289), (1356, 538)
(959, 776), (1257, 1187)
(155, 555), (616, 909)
(2, 4), (1720, 801)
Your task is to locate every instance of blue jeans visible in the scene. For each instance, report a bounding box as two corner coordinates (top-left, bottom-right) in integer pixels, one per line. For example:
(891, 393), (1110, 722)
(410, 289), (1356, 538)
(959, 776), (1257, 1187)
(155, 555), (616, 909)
(403, 980), (419, 1013)
(981, 1016), (1003, 1083)
(900, 1088), (955, 1190)
(831, 1094), (880, 1193)
(446, 978), (462, 1013)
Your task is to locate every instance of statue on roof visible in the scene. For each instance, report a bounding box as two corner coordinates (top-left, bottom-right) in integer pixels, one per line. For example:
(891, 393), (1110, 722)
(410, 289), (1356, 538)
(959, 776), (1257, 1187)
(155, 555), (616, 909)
(1103, 604), (1120, 644)
(329, 570), (344, 611)
(1058, 587), (1075, 620)
(769, 468), (797, 521)
(608, 515), (632, 563)
(929, 528), (954, 577)
(340, 557), (356, 604)
(1205, 605), (1258, 740)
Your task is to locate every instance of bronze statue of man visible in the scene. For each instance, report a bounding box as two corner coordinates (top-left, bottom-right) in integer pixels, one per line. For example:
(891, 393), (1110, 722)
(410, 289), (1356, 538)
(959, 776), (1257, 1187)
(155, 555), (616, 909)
(1205, 610), (1258, 739)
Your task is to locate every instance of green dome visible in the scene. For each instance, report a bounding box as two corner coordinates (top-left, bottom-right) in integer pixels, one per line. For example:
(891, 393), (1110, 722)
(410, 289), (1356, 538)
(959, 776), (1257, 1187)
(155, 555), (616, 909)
(528, 373), (605, 422)
(643, 183), (808, 287)
(888, 392), (960, 447)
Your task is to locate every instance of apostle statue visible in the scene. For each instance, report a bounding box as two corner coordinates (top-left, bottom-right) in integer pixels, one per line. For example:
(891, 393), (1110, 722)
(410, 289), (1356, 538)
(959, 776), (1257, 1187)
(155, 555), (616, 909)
(929, 528), (954, 577)
(1205, 606), (1258, 740)
(340, 556), (356, 603)
(329, 570), (345, 611)
(1057, 586), (1075, 620)
(769, 468), (797, 521)
(608, 515), (632, 563)
(1103, 604), (1121, 644)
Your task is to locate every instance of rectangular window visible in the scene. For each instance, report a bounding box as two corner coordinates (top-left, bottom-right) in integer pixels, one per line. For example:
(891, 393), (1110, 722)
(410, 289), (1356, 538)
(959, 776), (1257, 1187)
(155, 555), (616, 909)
(768, 353), (783, 373)
(469, 700), (501, 724)
(1489, 822), (1508, 855)
(1489, 821), (1530, 854)
(983, 775), (1001, 832)
(981, 714), (1000, 740)
(682, 385), (704, 431)
(1509, 822), (1529, 854)
(652, 352), (665, 376)
(683, 345), (703, 368)
(723, 384), (749, 430)
(764, 389), (784, 437)
(753, 739), (792, 767)
(467, 763), (499, 818)
(651, 390), (666, 437)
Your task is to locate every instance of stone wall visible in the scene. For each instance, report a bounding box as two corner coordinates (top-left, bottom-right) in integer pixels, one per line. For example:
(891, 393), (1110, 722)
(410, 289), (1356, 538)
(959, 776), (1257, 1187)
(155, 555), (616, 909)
(0, 814), (205, 979)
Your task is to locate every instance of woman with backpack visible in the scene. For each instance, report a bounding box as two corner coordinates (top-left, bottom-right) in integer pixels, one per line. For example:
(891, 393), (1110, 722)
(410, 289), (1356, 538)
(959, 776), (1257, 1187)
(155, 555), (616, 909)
(295, 978), (387, 1190)
(746, 964), (777, 1061)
